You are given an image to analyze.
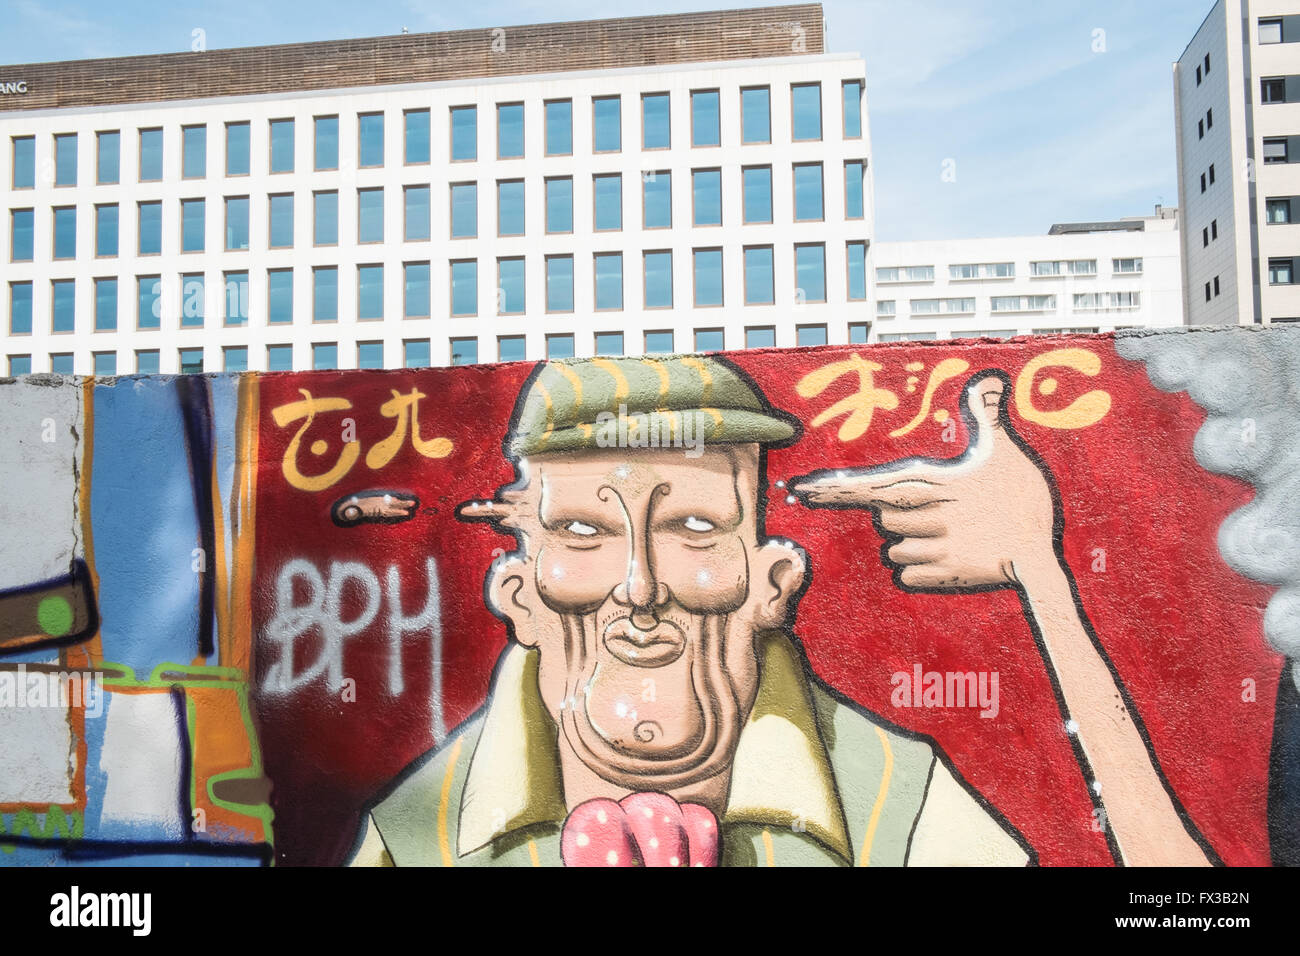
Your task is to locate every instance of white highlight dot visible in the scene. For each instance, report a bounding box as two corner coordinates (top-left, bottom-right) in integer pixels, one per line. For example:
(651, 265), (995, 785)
(669, 856), (680, 867)
(576, 833), (590, 847)
(775, 480), (785, 489)
(1091, 780), (1102, 795)
(643, 807), (653, 818)
(607, 850), (619, 865)
(597, 809), (608, 824)
(785, 495), (796, 505)
(1065, 719), (1079, 735)
(649, 837), (659, 849)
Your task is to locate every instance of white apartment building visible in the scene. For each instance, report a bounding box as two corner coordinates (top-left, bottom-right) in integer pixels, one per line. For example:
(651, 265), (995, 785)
(869, 210), (1182, 341)
(0, 4), (873, 375)
(1175, 0), (1300, 324)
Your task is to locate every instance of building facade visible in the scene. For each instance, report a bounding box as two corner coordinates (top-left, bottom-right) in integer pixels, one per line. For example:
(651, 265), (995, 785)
(870, 210), (1182, 341)
(1175, 0), (1300, 325)
(0, 4), (873, 375)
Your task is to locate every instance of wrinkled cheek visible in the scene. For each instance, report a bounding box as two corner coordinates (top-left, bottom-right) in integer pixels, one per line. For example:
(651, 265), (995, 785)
(663, 541), (749, 612)
(536, 544), (623, 611)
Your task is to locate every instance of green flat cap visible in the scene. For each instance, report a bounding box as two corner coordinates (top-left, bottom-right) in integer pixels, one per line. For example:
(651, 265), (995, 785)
(508, 355), (798, 457)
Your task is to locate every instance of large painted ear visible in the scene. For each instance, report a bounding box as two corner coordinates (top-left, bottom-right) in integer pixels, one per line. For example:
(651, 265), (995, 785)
(751, 540), (806, 631)
(486, 553), (546, 648)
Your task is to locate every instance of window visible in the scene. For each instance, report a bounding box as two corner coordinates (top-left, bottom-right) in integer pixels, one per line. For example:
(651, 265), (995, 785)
(643, 171), (672, 228)
(546, 100), (572, 156)
(267, 345), (294, 372)
(451, 338), (478, 366)
(97, 131), (120, 184)
(1209, 164), (1216, 184)
(1212, 219), (1219, 239)
(9, 282), (32, 334)
(96, 204), (118, 257)
(797, 325), (828, 347)
(796, 244), (827, 303)
(1073, 292), (1141, 309)
(645, 331), (674, 354)
(361, 264), (387, 320)
(1205, 53), (1211, 75)
(139, 128), (163, 182)
(269, 119), (294, 173)
(359, 113), (384, 168)
(594, 174), (622, 230)
(1268, 198), (1293, 224)
(451, 260), (477, 316)
(224, 271), (248, 327)
(313, 344), (338, 370)
(546, 177), (573, 234)
(53, 207), (76, 259)
(742, 166), (772, 224)
(12, 136), (34, 188)
(1030, 260), (1062, 276)
(181, 199), (205, 253)
(182, 125), (206, 178)
(358, 342), (385, 369)
(135, 351), (159, 374)
(225, 196), (250, 251)
(224, 347), (248, 373)
(745, 327), (776, 348)
(405, 185), (431, 241)
(692, 90), (720, 147)
(10, 209), (32, 261)
(594, 332), (624, 356)
(547, 334), (576, 360)
(181, 274), (205, 327)
(843, 80), (863, 138)
(358, 188), (384, 243)
(405, 109), (430, 164)
(498, 180), (525, 236)
(847, 241), (867, 300)
(54, 133), (77, 186)
(877, 300), (896, 316)
(642, 93), (670, 149)
(1198, 119), (1204, 139)
(1200, 172), (1207, 192)
(313, 116), (338, 171)
(1205, 282), (1212, 302)
(1269, 258), (1294, 284)
(497, 103), (524, 159)
(595, 253), (623, 311)
(791, 83), (822, 141)
(227, 121), (251, 175)
(593, 96), (621, 152)
(744, 246), (775, 305)
(911, 299), (941, 314)
(90, 352), (115, 376)
(644, 251), (673, 309)
(451, 106), (477, 161)
(877, 265), (934, 282)
(742, 87), (771, 144)
(450, 183), (477, 238)
(50, 354), (75, 375)
(498, 258), (525, 314)
(841, 162), (866, 220)
(9, 355), (32, 376)
(695, 329), (724, 352)
(268, 269), (293, 324)
(694, 248), (723, 307)
(1196, 64), (1202, 85)
(1214, 276), (1221, 296)
(499, 336), (526, 363)
(546, 255), (574, 312)
(1260, 18), (1283, 44)
(313, 266), (338, 321)
(137, 277), (161, 330)
(314, 191), (338, 246)
(1265, 138), (1289, 164)
(879, 332), (938, 342)
(1207, 108), (1213, 129)
(849, 323), (870, 344)
(1068, 259), (1096, 275)
(951, 262), (1014, 279)
(693, 169), (722, 226)
(269, 194), (294, 248)
(1202, 227), (1209, 247)
(794, 163), (824, 221)
(1113, 258), (1143, 274)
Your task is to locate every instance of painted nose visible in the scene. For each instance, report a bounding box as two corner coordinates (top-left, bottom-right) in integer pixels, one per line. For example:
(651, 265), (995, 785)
(613, 556), (670, 620)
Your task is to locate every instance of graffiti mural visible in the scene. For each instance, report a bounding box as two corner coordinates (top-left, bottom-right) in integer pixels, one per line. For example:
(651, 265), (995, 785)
(1, 327), (1296, 867)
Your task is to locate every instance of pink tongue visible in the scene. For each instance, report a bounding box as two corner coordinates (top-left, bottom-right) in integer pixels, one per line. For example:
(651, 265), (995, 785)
(560, 793), (720, 867)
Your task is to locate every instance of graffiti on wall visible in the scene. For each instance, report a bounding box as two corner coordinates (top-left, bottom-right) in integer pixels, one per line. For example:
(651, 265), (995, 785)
(1, 327), (1297, 866)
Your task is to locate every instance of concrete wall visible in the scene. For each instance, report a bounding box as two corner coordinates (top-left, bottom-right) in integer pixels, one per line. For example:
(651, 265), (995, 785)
(0, 327), (1295, 866)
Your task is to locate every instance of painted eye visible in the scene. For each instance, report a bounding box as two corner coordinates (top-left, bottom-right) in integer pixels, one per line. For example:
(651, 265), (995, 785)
(565, 520), (599, 536)
(683, 516), (715, 533)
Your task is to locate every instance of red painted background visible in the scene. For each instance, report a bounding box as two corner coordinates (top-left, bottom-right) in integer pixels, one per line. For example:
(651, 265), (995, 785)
(250, 338), (1281, 866)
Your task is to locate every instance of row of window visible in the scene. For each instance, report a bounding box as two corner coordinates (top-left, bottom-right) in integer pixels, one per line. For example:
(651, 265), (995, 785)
(6, 81), (865, 189)
(877, 258), (1144, 283)
(5, 322), (864, 377)
(5, 242), (869, 334)
(5, 162), (868, 260)
(877, 292), (1140, 315)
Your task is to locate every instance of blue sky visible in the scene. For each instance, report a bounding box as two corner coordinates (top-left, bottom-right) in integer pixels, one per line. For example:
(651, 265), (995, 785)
(1, 0), (1212, 239)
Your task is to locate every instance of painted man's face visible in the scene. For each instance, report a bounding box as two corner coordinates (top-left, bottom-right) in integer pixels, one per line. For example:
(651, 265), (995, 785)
(480, 445), (804, 793)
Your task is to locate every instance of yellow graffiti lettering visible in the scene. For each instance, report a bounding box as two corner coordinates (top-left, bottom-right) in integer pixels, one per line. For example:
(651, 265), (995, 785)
(796, 354), (899, 442)
(888, 358), (970, 437)
(271, 389), (360, 492)
(366, 389), (454, 470)
(1014, 348), (1112, 429)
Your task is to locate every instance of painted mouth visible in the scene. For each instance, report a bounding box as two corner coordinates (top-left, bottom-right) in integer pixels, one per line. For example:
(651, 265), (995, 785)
(602, 617), (686, 668)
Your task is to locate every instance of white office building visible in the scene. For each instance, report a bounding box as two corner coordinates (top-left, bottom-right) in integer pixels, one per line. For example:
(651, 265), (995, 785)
(869, 209), (1182, 341)
(1175, 0), (1300, 324)
(0, 4), (873, 375)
